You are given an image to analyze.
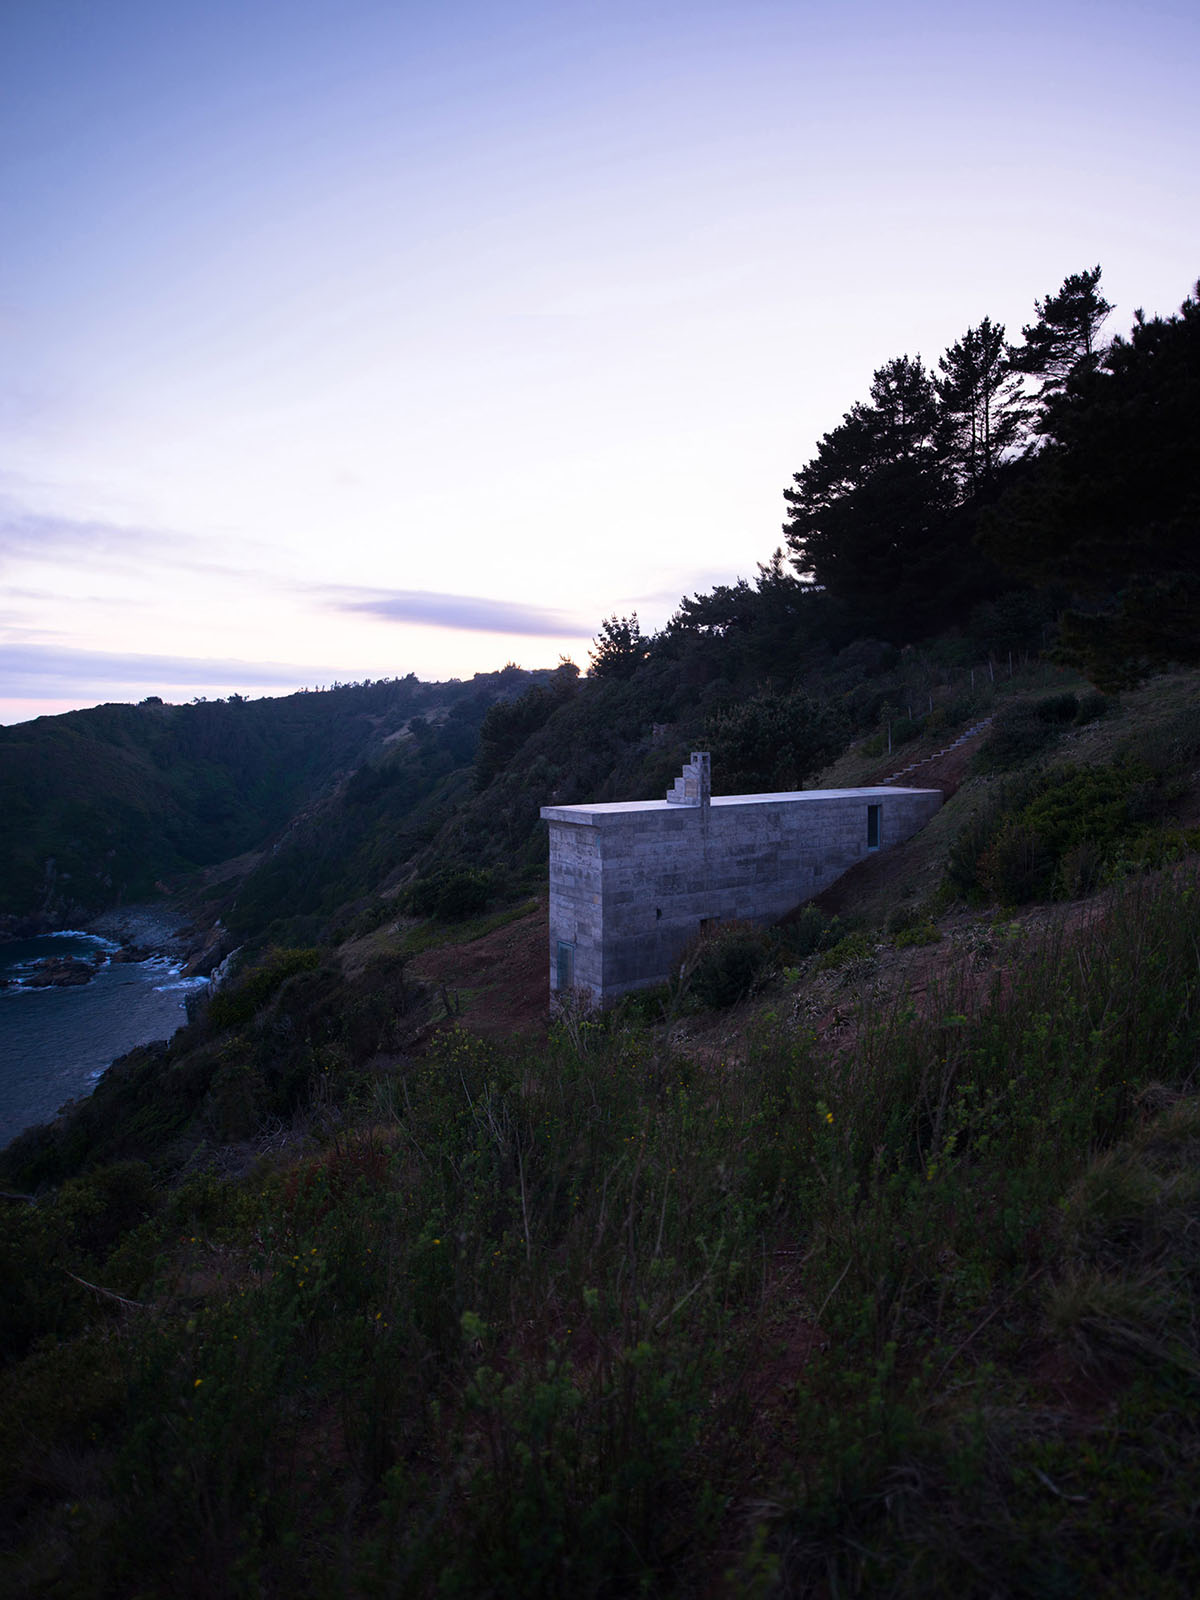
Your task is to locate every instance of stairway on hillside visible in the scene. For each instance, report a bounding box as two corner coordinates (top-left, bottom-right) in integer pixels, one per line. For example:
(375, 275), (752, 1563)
(881, 716), (994, 788)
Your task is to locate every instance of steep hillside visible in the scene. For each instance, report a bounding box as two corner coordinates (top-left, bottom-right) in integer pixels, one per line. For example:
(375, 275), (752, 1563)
(3, 678), (1200, 1594)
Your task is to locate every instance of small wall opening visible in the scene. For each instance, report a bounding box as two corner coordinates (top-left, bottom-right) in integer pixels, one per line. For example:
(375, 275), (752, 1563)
(556, 941), (575, 990)
(867, 804), (881, 850)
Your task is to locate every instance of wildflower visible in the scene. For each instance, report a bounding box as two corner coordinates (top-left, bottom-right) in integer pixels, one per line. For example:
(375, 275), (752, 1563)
(825, 1111), (834, 1124)
(194, 1379), (203, 1388)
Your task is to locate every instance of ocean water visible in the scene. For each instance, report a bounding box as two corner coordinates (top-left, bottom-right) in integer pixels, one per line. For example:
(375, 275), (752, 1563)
(0, 927), (208, 1151)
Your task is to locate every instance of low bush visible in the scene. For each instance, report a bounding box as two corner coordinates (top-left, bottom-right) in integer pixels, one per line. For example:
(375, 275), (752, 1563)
(978, 820), (1055, 903)
(815, 930), (876, 970)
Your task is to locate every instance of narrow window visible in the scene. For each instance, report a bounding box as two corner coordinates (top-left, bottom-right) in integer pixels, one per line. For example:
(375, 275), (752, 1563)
(867, 804), (881, 850)
(556, 940), (575, 990)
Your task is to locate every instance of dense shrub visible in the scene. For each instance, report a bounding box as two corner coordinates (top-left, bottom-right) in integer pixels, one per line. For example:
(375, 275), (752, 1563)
(779, 904), (838, 960)
(1036, 691), (1080, 723)
(886, 903), (918, 935)
(945, 775), (1038, 896)
(1074, 688), (1110, 724)
(402, 866), (495, 919)
(815, 930), (876, 970)
(53, 1159), (158, 1256)
(977, 701), (1059, 769)
(706, 690), (848, 793)
(955, 762), (1166, 904)
(206, 946), (322, 1030)
(686, 922), (772, 1007)
(978, 820), (1056, 904)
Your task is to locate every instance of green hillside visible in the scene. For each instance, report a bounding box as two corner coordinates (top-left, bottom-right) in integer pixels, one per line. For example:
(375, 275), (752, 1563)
(3, 674), (1200, 1596)
(0, 668), (553, 923)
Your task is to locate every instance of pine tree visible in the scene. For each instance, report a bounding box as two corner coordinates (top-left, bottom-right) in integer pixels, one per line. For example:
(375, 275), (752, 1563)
(935, 317), (1028, 497)
(1010, 265), (1112, 421)
(784, 353), (1003, 638)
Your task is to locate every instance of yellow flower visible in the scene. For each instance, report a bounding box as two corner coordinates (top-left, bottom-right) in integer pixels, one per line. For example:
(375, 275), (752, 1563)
(825, 1111), (834, 1124)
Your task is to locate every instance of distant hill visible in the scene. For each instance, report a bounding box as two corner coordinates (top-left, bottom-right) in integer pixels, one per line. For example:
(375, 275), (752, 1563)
(0, 666), (555, 924)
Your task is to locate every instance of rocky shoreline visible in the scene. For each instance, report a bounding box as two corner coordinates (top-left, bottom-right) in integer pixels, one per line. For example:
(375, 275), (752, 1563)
(0, 903), (233, 993)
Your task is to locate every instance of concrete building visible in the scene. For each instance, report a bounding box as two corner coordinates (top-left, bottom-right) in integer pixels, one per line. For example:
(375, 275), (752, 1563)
(540, 753), (941, 1005)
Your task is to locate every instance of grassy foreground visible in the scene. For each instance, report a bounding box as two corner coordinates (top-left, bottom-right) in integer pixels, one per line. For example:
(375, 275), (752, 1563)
(2, 867), (1200, 1596)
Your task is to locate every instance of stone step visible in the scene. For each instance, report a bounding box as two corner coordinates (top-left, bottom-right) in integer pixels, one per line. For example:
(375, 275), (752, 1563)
(880, 717), (994, 784)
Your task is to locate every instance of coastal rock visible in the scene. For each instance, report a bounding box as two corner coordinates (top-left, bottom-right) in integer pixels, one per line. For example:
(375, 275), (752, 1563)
(25, 956), (103, 989)
(109, 944), (155, 964)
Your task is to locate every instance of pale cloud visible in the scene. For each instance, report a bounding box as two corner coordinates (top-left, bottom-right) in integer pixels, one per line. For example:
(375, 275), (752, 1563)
(327, 586), (589, 638)
(0, 643), (328, 697)
(0, 504), (157, 565)
(0, 498), (278, 585)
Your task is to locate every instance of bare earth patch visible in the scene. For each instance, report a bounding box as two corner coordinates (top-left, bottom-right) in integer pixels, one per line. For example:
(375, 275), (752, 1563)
(406, 896), (550, 1041)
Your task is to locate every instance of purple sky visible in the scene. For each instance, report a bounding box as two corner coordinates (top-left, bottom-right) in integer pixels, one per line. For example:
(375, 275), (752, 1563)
(2, 0), (1198, 722)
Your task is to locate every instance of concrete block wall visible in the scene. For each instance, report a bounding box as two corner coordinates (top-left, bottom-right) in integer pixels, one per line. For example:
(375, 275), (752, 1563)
(541, 772), (941, 1006)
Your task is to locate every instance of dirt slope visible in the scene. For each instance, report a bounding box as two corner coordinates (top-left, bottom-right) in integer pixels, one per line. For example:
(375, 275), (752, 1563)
(407, 899), (549, 1040)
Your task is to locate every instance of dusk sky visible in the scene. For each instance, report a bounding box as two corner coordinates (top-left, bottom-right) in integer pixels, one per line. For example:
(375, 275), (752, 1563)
(2, 0), (1198, 724)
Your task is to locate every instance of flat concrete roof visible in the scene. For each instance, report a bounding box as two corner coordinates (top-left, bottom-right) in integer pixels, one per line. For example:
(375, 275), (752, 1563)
(541, 785), (940, 826)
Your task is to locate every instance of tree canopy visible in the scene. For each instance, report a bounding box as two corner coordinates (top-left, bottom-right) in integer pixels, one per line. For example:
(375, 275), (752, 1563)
(983, 282), (1200, 687)
(782, 350), (1001, 638)
(589, 614), (650, 680)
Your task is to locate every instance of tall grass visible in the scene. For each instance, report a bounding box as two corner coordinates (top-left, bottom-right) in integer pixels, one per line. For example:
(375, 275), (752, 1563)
(2, 871), (1199, 1595)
